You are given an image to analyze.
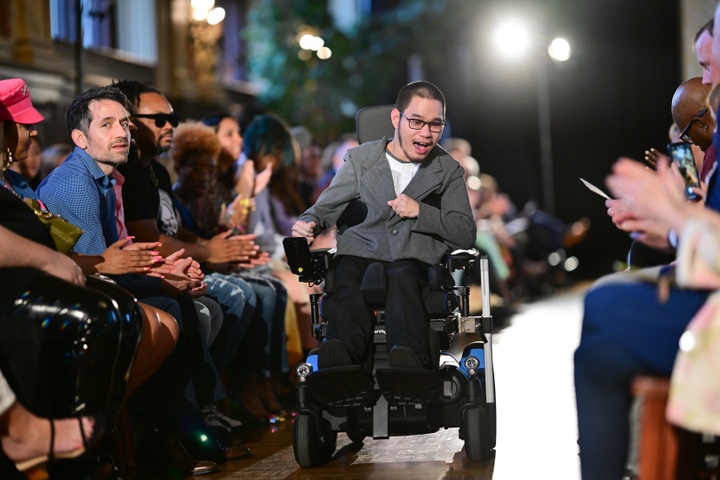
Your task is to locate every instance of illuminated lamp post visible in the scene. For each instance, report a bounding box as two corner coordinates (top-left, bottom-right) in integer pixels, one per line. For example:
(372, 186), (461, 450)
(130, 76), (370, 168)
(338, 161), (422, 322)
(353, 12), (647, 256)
(492, 19), (571, 215)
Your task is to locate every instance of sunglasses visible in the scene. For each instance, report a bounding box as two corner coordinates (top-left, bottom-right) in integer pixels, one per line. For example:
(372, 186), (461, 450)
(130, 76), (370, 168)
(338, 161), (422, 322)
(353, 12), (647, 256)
(679, 107), (708, 144)
(133, 112), (180, 128)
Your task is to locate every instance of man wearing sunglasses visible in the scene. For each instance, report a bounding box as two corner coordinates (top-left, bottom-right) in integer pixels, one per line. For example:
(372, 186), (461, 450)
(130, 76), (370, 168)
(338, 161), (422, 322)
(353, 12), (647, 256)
(671, 77), (715, 183)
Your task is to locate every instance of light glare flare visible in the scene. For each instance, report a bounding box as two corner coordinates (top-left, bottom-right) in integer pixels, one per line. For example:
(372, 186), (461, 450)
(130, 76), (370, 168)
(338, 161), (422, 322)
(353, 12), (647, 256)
(493, 19), (531, 59)
(192, 8), (208, 21)
(317, 47), (332, 60)
(309, 36), (324, 51)
(207, 7), (225, 25)
(299, 34), (316, 50)
(548, 37), (571, 61)
(191, 0), (214, 10)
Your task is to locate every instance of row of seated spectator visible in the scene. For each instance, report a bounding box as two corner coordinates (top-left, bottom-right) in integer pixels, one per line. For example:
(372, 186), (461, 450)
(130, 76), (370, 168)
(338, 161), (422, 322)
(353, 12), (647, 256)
(574, 14), (720, 480)
(439, 137), (589, 305)
(0, 78), (319, 477)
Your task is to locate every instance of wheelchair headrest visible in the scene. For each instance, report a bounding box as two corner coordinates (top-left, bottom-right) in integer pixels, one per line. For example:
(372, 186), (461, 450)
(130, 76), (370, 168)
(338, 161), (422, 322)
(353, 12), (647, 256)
(355, 104), (395, 144)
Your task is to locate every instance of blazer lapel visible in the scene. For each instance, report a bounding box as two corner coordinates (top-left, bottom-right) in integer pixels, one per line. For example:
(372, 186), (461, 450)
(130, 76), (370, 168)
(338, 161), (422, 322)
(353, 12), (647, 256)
(402, 150), (442, 201)
(363, 140), (397, 205)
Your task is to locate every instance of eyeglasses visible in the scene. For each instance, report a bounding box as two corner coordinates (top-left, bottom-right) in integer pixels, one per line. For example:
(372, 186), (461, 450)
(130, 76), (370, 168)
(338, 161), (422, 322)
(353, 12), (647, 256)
(399, 111), (445, 133)
(679, 107), (708, 144)
(133, 112), (180, 128)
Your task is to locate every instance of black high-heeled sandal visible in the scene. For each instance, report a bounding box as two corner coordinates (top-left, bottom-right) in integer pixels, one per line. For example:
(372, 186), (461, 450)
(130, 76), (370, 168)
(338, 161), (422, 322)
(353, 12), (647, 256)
(14, 415), (104, 472)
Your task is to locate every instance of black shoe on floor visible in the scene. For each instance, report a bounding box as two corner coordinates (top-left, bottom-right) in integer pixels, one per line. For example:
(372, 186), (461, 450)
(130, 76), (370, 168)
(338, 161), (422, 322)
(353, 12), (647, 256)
(179, 413), (252, 464)
(388, 346), (429, 370)
(135, 427), (218, 476)
(318, 339), (354, 369)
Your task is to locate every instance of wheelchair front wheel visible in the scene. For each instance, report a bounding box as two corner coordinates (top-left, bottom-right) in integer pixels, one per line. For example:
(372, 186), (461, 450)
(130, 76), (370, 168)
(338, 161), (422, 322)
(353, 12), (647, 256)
(293, 413), (337, 468)
(346, 429), (365, 444)
(462, 406), (494, 461)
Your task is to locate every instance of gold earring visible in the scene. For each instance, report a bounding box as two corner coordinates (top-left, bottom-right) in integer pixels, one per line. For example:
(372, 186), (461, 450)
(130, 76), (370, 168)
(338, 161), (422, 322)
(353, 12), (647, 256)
(2, 148), (13, 172)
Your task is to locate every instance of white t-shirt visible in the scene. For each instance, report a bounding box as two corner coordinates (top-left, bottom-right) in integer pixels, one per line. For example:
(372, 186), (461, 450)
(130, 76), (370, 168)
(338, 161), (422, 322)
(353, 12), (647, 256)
(386, 151), (421, 195)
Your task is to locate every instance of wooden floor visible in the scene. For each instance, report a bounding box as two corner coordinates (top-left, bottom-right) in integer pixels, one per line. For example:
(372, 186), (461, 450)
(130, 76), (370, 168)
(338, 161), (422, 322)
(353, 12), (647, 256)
(206, 284), (589, 480)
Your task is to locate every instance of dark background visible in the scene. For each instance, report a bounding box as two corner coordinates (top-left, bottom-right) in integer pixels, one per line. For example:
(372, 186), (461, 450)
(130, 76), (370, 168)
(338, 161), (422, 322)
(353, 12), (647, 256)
(385, 0), (683, 278)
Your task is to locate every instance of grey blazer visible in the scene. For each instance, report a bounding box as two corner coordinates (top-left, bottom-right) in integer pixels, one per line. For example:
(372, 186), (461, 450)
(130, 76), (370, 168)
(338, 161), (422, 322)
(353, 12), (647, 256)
(299, 138), (476, 265)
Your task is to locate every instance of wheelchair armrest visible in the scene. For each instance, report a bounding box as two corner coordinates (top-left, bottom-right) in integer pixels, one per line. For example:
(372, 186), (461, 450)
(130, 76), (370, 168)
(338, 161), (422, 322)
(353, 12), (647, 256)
(445, 248), (479, 272)
(283, 237), (335, 284)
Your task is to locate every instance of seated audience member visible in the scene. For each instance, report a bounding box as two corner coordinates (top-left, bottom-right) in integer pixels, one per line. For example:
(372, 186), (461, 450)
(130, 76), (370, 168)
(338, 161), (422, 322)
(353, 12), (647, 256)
(0, 79), (231, 476)
(292, 80), (476, 370)
(622, 77), (716, 269)
(294, 129), (323, 208)
(0, 82), (137, 475)
(36, 84), (239, 474)
(242, 113), (321, 355)
(0, 366), (95, 474)
(171, 120), (291, 421)
(112, 80), (286, 425)
(0, 79), (179, 405)
(311, 133), (359, 205)
(9, 135), (41, 190)
(575, 155), (715, 480)
(39, 143), (71, 182)
(200, 111), (253, 233)
(441, 137), (479, 177)
(202, 111), (302, 397)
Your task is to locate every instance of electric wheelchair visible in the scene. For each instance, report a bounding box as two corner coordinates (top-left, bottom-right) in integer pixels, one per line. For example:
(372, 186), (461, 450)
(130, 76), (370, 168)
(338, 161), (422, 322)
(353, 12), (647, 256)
(283, 236), (497, 468)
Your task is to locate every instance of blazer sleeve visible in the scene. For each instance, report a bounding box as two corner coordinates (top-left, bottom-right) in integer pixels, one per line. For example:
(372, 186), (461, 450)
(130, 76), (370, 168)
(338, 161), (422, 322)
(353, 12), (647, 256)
(298, 155), (361, 235)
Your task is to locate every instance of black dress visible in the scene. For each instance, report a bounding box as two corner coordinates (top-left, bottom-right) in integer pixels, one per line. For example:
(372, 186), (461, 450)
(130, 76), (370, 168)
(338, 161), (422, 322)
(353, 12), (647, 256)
(0, 186), (55, 308)
(0, 185), (141, 421)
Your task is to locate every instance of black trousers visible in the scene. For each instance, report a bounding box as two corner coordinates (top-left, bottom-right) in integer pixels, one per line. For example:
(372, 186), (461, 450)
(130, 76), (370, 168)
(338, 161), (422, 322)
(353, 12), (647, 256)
(326, 255), (431, 361)
(0, 273), (141, 419)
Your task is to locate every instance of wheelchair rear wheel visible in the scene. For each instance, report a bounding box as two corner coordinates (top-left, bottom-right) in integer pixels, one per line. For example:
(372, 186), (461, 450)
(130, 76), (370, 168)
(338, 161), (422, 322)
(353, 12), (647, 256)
(293, 414), (337, 468)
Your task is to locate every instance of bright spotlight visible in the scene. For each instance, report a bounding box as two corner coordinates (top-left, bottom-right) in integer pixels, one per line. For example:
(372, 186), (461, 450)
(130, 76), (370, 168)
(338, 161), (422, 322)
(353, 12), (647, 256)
(493, 19), (531, 59)
(317, 47), (332, 60)
(191, 0), (214, 10)
(309, 36), (325, 51)
(192, 8), (208, 21)
(548, 37), (571, 61)
(207, 7), (225, 25)
(563, 256), (579, 272)
(299, 34), (316, 50)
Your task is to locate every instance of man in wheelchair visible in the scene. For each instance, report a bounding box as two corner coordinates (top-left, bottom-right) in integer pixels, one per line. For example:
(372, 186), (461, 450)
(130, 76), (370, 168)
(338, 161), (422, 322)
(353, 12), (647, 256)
(291, 80), (476, 372)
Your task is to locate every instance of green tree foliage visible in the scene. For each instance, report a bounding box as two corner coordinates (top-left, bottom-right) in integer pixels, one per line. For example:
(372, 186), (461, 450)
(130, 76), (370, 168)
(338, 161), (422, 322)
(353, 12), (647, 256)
(244, 0), (470, 144)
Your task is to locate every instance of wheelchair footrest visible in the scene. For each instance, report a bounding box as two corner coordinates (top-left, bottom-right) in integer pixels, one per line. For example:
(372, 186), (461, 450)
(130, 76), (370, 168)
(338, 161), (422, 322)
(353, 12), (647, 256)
(305, 366), (376, 408)
(376, 368), (441, 405)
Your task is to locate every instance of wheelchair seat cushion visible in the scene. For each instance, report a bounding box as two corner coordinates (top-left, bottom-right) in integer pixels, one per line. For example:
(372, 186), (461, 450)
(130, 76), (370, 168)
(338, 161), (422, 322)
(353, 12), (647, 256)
(360, 262), (387, 305)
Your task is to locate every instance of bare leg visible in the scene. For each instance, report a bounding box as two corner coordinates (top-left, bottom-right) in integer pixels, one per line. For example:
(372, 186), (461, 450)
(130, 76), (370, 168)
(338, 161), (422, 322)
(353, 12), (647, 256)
(0, 402), (93, 467)
(125, 303), (180, 396)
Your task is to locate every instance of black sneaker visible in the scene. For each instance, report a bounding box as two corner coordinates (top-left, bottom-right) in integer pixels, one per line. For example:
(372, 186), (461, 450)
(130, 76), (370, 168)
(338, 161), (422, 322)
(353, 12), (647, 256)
(318, 339), (354, 369)
(388, 346), (429, 370)
(135, 427), (218, 477)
